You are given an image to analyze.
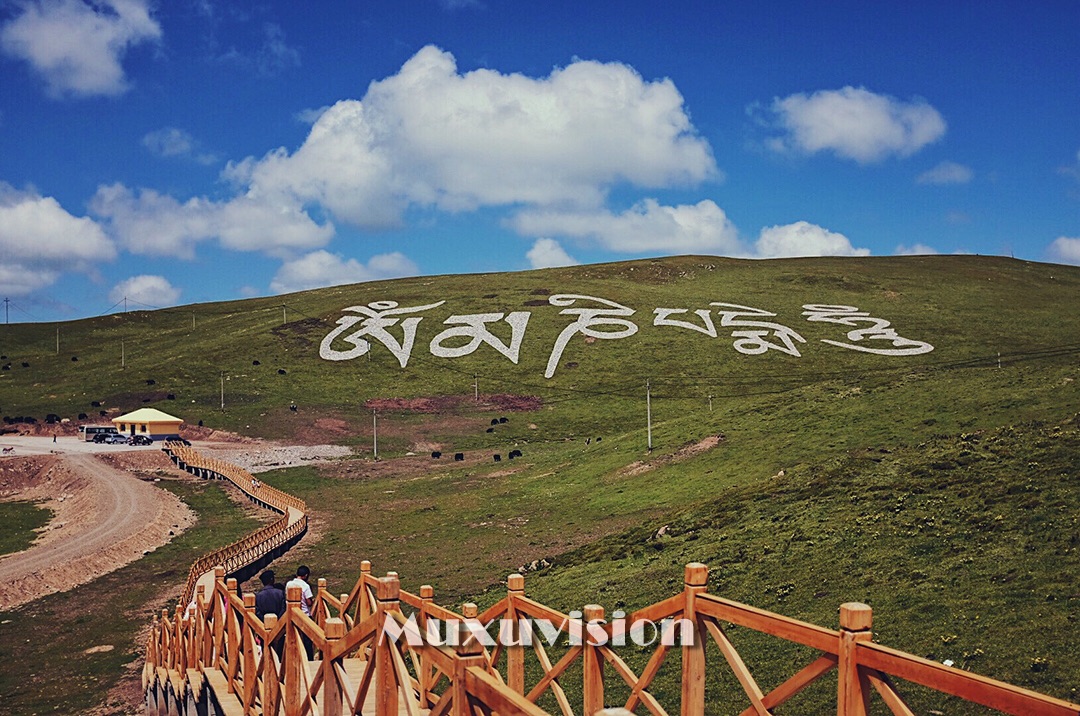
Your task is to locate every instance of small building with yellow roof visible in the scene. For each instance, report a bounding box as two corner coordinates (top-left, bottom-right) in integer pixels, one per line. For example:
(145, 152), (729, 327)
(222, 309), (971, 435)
(112, 408), (183, 441)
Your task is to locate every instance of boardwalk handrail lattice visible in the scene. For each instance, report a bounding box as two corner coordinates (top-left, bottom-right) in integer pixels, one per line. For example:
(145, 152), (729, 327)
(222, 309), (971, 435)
(145, 445), (1080, 716)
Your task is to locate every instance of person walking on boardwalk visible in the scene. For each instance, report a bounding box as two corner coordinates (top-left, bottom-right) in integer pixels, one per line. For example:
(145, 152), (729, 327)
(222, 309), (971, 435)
(256, 569), (286, 656)
(286, 565), (313, 616)
(255, 569), (285, 621)
(286, 565), (315, 658)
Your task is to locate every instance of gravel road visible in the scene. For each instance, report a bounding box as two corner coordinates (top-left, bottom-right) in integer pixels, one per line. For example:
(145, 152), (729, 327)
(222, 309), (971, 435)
(0, 438), (195, 610)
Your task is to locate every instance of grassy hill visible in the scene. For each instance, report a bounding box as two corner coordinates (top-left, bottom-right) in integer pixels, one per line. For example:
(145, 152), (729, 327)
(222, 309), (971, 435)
(2, 255), (1078, 441)
(1, 254), (1079, 713)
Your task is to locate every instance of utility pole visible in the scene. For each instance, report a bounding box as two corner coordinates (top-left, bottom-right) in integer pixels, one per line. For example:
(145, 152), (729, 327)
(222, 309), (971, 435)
(192, 311), (196, 330)
(56, 326), (59, 354)
(372, 410), (378, 460)
(124, 296), (128, 313)
(3, 297), (8, 324)
(282, 305), (287, 325)
(646, 380), (653, 451)
(220, 371), (225, 411)
(121, 339), (125, 369)
(708, 394), (713, 412)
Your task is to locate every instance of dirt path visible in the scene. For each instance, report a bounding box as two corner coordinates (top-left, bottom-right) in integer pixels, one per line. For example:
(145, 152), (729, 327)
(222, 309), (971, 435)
(0, 450), (195, 610)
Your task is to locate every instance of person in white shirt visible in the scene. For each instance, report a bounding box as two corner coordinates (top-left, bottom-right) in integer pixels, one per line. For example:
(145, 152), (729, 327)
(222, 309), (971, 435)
(286, 565), (313, 615)
(286, 565), (315, 658)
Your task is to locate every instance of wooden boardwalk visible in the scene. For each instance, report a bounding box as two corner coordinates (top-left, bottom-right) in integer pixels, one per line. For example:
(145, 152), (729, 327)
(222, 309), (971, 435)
(145, 444), (1080, 716)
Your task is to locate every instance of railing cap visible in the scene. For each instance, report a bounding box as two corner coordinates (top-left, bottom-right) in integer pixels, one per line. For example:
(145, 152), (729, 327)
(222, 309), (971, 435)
(840, 602), (873, 631)
(324, 617), (345, 639)
(376, 575), (400, 602)
(684, 562), (709, 587)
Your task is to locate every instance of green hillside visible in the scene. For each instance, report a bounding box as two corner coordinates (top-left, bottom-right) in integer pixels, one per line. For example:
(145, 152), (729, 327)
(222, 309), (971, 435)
(1, 254), (1079, 713)
(2, 255), (1078, 441)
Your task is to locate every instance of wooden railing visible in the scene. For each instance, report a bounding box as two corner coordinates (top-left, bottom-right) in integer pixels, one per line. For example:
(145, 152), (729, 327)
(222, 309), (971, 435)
(161, 441), (308, 606)
(146, 446), (1080, 716)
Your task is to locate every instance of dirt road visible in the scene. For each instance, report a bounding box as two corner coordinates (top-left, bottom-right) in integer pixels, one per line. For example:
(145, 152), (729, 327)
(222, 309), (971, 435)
(0, 442), (195, 610)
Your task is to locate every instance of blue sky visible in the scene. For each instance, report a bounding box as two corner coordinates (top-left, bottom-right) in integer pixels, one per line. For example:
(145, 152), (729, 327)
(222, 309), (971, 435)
(0, 0), (1077, 322)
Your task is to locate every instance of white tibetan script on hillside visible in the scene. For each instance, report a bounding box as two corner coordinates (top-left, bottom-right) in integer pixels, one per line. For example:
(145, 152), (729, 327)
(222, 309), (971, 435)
(319, 295), (934, 377)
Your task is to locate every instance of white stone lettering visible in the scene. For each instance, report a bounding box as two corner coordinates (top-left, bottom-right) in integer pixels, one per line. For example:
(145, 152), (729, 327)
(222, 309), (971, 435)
(318, 297), (936, 374)
(712, 302), (806, 356)
(802, 304), (934, 356)
(545, 294), (638, 378)
(429, 312), (532, 363)
(319, 300), (446, 367)
(653, 308), (718, 337)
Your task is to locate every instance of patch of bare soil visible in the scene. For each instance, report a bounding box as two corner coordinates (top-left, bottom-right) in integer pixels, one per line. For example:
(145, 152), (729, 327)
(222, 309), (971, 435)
(365, 393), (543, 413)
(179, 424), (255, 443)
(0, 452), (195, 610)
(199, 441), (353, 473)
(617, 434), (725, 478)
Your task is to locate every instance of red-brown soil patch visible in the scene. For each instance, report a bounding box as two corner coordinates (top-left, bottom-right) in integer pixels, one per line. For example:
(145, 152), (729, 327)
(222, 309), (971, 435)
(364, 393), (542, 413)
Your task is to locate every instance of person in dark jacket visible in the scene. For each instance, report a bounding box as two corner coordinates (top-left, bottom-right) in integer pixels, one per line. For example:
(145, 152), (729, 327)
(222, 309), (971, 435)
(254, 570), (286, 621)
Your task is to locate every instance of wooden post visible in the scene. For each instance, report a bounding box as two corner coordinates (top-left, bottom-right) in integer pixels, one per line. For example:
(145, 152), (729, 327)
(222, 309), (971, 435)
(837, 602), (873, 716)
(196, 584), (211, 666)
(242, 593), (257, 707)
(507, 573), (526, 694)
(225, 579), (240, 693)
(583, 604), (606, 715)
(359, 561), (372, 622)
(284, 584), (303, 715)
(316, 578), (328, 627)
(419, 585), (435, 707)
(263, 613), (281, 716)
(452, 619), (486, 716)
(162, 609), (174, 670)
(681, 563), (708, 716)
(212, 567), (227, 665)
(174, 605), (185, 676)
(375, 575), (401, 716)
(323, 617), (345, 716)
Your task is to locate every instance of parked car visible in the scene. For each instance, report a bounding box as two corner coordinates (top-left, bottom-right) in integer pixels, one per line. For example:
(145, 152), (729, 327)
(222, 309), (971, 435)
(102, 433), (128, 444)
(92, 432), (119, 443)
(128, 434), (153, 446)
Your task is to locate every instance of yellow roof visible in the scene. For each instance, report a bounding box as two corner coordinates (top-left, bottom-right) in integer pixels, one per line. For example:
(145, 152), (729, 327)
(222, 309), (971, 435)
(112, 408), (183, 425)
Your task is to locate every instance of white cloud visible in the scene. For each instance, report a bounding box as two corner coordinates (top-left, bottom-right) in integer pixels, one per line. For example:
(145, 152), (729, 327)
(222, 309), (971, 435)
(511, 199), (742, 254)
(0, 0), (161, 98)
(229, 45), (716, 229)
(142, 127), (217, 165)
(526, 239), (579, 269)
(1048, 236), (1080, 265)
(214, 195), (334, 255)
(765, 86), (946, 163)
(895, 243), (939, 255)
(109, 274), (180, 307)
(214, 22), (301, 77)
(80, 45), (715, 263)
(0, 184), (114, 294)
(754, 221), (869, 258)
(270, 250), (418, 294)
(89, 183), (334, 259)
(917, 161), (973, 185)
(255, 23), (299, 76)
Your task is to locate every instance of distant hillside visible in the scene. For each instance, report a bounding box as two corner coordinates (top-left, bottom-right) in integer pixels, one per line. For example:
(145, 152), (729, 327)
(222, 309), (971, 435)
(1, 255), (1078, 449)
